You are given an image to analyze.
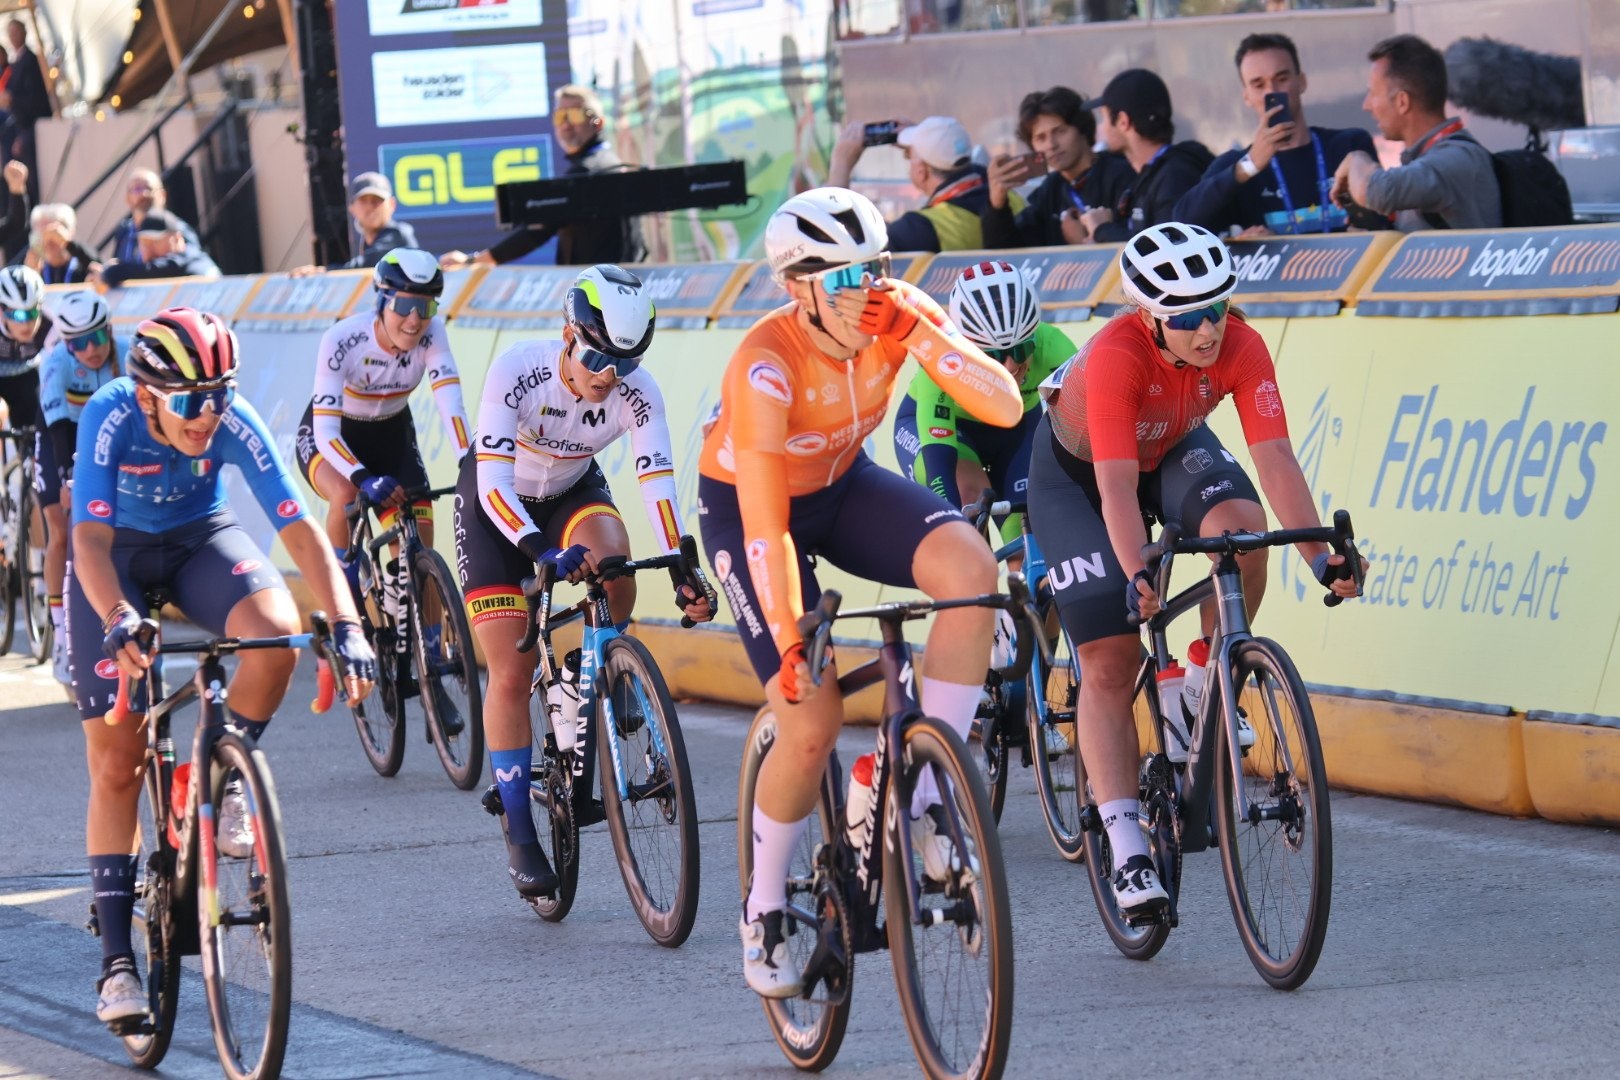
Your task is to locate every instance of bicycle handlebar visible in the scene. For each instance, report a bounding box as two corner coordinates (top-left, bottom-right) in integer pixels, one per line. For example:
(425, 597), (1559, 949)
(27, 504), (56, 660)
(964, 488), (1023, 537)
(343, 483), (457, 522)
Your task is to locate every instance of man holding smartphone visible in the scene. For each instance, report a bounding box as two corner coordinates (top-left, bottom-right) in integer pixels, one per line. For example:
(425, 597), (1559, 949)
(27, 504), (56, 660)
(1174, 33), (1376, 236)
(828, 114), (1003, 252)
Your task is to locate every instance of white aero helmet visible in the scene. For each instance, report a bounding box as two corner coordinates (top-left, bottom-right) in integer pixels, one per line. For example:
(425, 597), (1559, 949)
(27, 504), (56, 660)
(1118, 222), (1237, 316)
(54, 290), (111, 337)
(0, 265), (44, 313)
(765, 187), (888, 279)
(565, 264), (656, 360)
(948, 261), (1041, 350)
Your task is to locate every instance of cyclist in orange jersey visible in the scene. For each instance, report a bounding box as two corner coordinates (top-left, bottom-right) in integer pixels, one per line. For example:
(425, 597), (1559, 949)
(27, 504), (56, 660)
(697, 187), (1022, 997)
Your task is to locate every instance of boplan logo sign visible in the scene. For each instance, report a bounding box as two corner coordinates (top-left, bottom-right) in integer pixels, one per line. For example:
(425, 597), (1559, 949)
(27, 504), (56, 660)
(380, 134), (552, 219)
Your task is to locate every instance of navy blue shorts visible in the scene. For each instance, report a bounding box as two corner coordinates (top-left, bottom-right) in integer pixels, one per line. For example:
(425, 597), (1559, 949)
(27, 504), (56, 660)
(697, 452), (964, 684)
(66, 511), (287, 720)
(893, 395), (1040, 508)
(34, 426), (62, 507)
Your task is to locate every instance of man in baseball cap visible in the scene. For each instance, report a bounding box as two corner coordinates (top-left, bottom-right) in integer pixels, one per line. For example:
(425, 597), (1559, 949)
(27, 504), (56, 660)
(99, 208), (221, 287)
(291, 170), (419, 276)
(1080, 69), (1214, 242)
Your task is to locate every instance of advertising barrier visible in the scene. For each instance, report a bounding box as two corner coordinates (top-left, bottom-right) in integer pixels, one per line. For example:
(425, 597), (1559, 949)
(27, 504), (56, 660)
(237, 273), (369, 332)
(913, 248), (1118, 322)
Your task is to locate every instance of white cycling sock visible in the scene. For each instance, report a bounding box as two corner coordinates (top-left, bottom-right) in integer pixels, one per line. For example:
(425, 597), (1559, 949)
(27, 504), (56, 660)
(1100, 799), (1150, 863)
(910, 677), (981, 818)
(746, 805), (809, 922)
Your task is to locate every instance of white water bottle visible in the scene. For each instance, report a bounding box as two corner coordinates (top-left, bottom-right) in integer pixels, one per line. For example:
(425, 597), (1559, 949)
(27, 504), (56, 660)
(383, 560), (409, 651)
(1183, 637), (1210, 724)
(1157, 664), (1191, 763)
(547, 650), (582, 751)
(845, 753), (876, 851)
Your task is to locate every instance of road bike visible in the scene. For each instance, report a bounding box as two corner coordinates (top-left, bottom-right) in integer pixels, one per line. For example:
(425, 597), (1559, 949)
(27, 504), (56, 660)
(0, 426), (48, 660)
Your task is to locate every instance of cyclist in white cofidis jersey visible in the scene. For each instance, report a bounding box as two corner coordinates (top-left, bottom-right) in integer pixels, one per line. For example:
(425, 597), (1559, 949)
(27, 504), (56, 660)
(453, 264), (712, 900)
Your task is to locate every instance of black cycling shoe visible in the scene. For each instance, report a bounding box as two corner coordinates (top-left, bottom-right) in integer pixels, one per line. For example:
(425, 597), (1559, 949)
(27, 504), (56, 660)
(506, 839), (559, 898)
(614, 693), (646, 739)
(430, 679), (466, 737)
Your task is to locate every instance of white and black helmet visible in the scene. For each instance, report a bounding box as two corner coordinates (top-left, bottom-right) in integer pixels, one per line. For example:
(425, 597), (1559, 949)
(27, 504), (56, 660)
(53, 290), (111, 337)
(1118, 222), (1237, 316)
(0, 265), (44, 313)
(948, 261), (1041, 350)
(765, 187), (888, 279)
(565, 264), (656, 359)
(373, 247), (444, 297)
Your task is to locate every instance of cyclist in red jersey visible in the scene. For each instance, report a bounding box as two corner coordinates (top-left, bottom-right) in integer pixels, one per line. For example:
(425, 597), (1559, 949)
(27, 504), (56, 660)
(1027, 222), (1360, 917)
(697, 187), (1023, 997)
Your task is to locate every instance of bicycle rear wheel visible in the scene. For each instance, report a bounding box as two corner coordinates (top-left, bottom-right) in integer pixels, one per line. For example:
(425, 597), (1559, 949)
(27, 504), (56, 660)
(738, 707), (851, 1072)
(886, 715), (1013, 1080)
(968, 679), (1011, 823)
(599, 635), (699, 947)
(351, 591), (406, 776)
(1214, 638), (1332, 991)
(123, 750), (180, 1069)
(412, 547), (484, 789)
(200, 734), (291, 1080)
(1027, 611), (1084, 862)
(17, 471), (47, 662)
(0, 524), (14, 656)
(1076, 752), (1172, 962)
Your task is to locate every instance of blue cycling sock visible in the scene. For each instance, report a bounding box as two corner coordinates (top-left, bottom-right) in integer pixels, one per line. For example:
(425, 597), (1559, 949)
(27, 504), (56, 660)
(89, 854), (137, 963)
(231, 709), (268, 742)
(424, 623), (443, 657)
(490, 748), (536, 845)
(334, 549), (364, 602)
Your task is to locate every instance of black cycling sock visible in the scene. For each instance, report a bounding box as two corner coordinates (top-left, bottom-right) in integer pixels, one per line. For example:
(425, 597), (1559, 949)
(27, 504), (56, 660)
(89, 854), (137, 962)
(230, 709), (268, 742)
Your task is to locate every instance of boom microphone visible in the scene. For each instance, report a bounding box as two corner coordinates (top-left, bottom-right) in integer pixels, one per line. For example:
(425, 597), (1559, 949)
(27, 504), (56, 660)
(1445, 37), (1585, 141)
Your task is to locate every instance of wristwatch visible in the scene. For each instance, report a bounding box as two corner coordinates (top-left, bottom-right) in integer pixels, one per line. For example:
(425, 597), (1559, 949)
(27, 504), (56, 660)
(1236, 153), (1260, 182)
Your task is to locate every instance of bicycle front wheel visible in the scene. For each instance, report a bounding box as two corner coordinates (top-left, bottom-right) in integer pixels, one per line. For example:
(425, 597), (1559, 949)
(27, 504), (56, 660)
(1027, 611), (1084, 861)
(738, 707), (850, 1072)
(599, 635), (699, 947)
(123, 749), (180, 1069)
(412, 547), (484, 789)
(351, 575), (405, 776)
(200, 734), (291, 1080)
(886, 715), (1013, 1080)
(18, 472), (47, 662)
(1214, 638), (1332, 991)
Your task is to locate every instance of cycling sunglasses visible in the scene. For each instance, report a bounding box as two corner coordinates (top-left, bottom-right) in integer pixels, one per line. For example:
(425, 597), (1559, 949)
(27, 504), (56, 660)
(572, 339), (641, 379)
(1163, 299), (1230, 333)
(66, 328), (112, 353)
(554, 106), (597, 126)
(5, 306), (39, 322)
(151, 383), (236, 421)
(812, 253), (893, 297)
(985, 339), (1036, 366)
(379, 291), (438, 320)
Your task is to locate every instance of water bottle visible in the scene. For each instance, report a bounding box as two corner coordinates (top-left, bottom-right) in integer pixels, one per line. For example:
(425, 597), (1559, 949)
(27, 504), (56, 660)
(1183, 636), (1210, 724)
(1156, 664), (1191, 762)
(844, 753), (876, 851)
(168, 762), (193, 849)
(383, 559), (409, 651)
(547, 650), (582, 751)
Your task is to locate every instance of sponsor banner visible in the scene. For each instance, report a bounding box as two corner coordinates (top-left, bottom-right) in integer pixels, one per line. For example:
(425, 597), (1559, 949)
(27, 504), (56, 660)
(378, 133), (552, 220)
(237, 274), (369, 331)
(633, 262), (753, 328)
(367, 0), (543, 37)
(915, 248), (1117, 322)
(1359, 224), (1620, 316)
(693, 0), (764, 14)
(169, 276), (260, 322)
(455, 265), (580, 328)
(371, 42), (551, 129)
(104, 280), (179, 326)
(716, 255), (918, 328)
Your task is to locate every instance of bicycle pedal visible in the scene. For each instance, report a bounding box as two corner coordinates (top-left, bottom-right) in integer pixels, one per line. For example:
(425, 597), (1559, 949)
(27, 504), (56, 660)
(1122, 901), (1170, 929)
(480, 785), (504, 816)
(105, 1014), (153, 1037)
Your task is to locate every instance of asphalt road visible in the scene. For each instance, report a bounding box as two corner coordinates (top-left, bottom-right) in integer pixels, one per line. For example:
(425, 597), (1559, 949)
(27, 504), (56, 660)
(3, 647), (1618, 1080)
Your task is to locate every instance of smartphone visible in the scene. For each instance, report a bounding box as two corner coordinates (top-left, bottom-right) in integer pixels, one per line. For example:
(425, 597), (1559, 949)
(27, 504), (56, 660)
(1264, 91), (1293, 128)
(863, 121), (902, 147)
(1020, 151), (1048, 176)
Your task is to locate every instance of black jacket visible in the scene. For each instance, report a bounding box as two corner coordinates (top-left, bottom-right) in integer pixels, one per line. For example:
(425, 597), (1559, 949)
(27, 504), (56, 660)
(101, 247), (220, 288)
(327, 221), (419, 271)
(1093, 141), (1216, 243)
(980, 153), (1136, 249)
(1173, 126), (1377, 234)
(486, 138), (645, 266)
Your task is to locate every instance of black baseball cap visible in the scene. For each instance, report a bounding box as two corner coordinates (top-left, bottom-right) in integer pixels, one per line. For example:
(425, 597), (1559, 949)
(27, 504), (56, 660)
(137, 209), (183, 235)
(1083, 69), (1172, 126)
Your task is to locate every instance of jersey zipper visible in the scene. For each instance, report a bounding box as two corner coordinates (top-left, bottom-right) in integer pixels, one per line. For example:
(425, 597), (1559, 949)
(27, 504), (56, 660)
(823, 358), (861, 487)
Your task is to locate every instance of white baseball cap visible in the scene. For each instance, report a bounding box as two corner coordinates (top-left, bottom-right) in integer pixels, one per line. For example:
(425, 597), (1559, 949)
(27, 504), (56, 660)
(897, 116), (972, 172)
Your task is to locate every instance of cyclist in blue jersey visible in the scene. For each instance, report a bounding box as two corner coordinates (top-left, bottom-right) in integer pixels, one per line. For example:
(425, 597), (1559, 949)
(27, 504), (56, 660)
(37, 291), (126, 686)
(68, 307), (376, 1032)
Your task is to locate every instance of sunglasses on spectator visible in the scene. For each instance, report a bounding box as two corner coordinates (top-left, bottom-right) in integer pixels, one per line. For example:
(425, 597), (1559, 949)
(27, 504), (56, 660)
(66, 328), (111, 353)
(380, 292), (438, 320)
(1163, 300), (1229, 333)
(150, 383), (236, 421)
(5, 307), (39, 322)
(811, 254), (893, 298)
(554, 106), (597, 126)
(985, 339), (1036, 366)
(572, 339), (641, 379)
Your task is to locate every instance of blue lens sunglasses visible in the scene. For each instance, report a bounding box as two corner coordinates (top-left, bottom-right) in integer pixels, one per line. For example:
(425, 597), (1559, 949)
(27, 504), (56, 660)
(1163, 299), (1230, 332)
(66, 328), (112, 353)
(814, 253), (893, 298)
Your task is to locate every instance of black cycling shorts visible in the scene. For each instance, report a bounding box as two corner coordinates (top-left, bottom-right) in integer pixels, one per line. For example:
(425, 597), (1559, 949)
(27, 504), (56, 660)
(0, 369), (39, 429)
(1026, 415), (1259, 648)
(65, 511), (287, 721)
(295, 402), (431, 523)
(893, 395), (1041, 508)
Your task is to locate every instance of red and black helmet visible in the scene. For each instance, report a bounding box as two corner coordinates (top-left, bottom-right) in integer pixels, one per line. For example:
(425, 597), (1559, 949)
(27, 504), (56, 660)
(128, 307), (240, 388)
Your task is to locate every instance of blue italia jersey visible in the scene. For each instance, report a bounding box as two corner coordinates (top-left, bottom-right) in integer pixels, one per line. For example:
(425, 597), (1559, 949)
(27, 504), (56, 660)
(72, 377), (309, 533)
(39, 336), (129, 426)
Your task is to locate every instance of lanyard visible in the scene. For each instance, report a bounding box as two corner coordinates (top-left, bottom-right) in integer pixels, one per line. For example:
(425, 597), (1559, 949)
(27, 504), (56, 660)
(42, 257), (77, 285)
(1065, 165), (1093, 213)
(1268, 131), (1331, 234)
(926, 173), (985, 208)
(1408, 118), (1466, 160)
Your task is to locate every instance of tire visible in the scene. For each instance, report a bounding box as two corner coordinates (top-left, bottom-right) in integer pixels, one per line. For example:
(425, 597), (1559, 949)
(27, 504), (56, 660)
(17, 471), (47, 662)
(885, 716), (1013, 1080)
(412, 548), (484, 790)
(122, 750), (180, 1069)
(351, 553), (405, 777)
(0, 526), (14, 656)
(1076, 751), (1172, 962)
(1027, 611), (1084, 862)
(738, 707), (851, 1072)
(527, 752), (581, 923)
(968, 683), (1010, 824)
(599, 635), (699, 947)
(1214, 638), (1332, 991)
(200, 734), (291, 1080)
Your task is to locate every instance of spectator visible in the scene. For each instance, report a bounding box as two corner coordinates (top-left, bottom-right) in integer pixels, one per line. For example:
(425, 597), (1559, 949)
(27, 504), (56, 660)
(0, 20), (47, 204)
(829, 115), (1002, 252)
(24, 203), (97, 285)
(441, 84), (644, 269)
(290, 171), (418, 277)
(982, 86), (1135, 249)
(1083, 69), (1214, 242)
(1175, 34), (1376, 236)
(1331, 34), (1501, 231)
(96, 209), (220, 288)
(106, 168), (204, 267)
(0, 159), (28, 260)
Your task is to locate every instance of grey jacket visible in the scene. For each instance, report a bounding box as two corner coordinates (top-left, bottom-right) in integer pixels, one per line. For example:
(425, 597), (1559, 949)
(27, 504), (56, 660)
(1362, 119), (1501, 231)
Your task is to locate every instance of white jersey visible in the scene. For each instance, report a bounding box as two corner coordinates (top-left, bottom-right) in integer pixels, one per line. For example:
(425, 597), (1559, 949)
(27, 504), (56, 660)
(311, 310), (469, 480)
(473, 339), (682, 553)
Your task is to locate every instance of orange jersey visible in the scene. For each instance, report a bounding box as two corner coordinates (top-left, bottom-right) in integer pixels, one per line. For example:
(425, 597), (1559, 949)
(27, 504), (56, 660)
(699, 279), (1021, 654)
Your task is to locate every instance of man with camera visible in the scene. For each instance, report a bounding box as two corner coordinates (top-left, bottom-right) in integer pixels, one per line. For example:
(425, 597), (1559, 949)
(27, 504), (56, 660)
(828, 115), (1005, 252)
(1174, 34), (1376, 236)
(981, 86), (1135, 249)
